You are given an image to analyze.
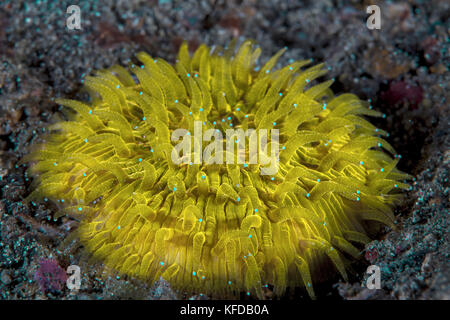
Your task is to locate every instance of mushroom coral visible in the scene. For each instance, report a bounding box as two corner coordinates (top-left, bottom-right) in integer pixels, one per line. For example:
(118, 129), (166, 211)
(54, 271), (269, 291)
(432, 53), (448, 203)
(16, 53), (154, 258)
(25, 40), (410, 299)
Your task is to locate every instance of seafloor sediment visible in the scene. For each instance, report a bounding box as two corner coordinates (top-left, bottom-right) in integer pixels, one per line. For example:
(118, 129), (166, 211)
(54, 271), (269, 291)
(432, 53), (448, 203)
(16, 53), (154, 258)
(0, 0), (448, 299)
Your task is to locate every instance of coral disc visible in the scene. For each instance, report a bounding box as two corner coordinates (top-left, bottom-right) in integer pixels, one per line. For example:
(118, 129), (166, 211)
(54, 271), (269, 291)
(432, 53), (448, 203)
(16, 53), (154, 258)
(27, 41), (409, 298)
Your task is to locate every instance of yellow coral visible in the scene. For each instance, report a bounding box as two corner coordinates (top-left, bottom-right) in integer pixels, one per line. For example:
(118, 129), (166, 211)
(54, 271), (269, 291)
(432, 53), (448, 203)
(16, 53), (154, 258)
(26, 40), (410, 299)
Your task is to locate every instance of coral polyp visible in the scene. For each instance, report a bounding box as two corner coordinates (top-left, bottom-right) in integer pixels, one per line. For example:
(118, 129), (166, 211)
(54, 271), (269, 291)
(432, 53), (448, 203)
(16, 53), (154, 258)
(26, 40), (409, 299)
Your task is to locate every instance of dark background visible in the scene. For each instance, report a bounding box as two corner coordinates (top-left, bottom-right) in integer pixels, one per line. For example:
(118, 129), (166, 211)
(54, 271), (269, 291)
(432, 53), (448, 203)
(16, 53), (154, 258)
(0, 0), (448, 299)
